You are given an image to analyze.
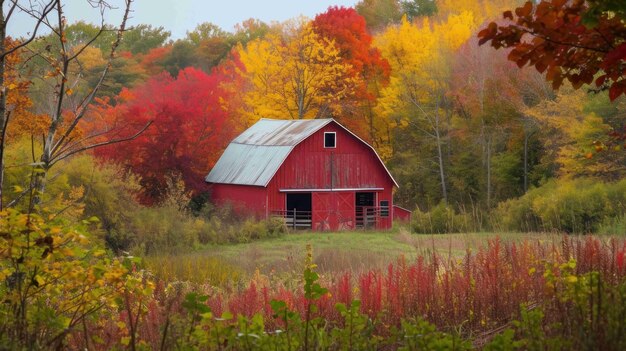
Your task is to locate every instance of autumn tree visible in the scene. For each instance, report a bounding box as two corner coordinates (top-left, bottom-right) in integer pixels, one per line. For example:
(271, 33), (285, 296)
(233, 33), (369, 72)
(356, 0), (403, 31)
(526, 88), (626, 180)
(0, 1), (146, 211)
(450, 36), (553, 206)
(92, 67), (241, 204)
(376, 13), (475, 204)
(312, 6), (391, 154)
(186, 22), (228, 44)
(194, 19), (271, 71)
(119, 24), (170, 54)
(478, 0), (626, 100)
(236, 20), (357, 122)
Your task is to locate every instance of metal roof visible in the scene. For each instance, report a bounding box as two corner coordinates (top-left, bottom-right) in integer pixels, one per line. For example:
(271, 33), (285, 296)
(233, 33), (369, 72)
(232, 118), (332, 146)
(205, 118), (398, 187)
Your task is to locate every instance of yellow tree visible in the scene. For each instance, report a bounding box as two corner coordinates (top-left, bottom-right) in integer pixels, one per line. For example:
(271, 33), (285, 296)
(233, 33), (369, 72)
(375, 13), (474, 202)
(436, 0), (522, 23)
(525, 88), (623, 179)
(236, 22), (358, 123)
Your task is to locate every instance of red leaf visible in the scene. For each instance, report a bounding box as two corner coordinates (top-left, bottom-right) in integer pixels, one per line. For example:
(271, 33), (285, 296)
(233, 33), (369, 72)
(515, 1), (533, 17)
(609, 83), (623, 101)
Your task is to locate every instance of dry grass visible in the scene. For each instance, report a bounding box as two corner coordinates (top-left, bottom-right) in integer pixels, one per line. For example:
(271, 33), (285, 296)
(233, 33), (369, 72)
(143, 228), (592, 286)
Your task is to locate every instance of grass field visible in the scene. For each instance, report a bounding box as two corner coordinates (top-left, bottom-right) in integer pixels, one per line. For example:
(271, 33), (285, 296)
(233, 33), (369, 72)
(144, 229), (567, 284)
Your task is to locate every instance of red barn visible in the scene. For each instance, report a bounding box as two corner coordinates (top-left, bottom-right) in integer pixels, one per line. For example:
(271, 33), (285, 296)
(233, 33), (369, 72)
(205, 118), (398, 231)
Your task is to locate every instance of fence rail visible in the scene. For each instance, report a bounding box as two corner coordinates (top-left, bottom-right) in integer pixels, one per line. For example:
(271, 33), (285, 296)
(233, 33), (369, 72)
(271, 210), (312, 230)
(272, 206), (388, 230)
(356, 206), (380, 229)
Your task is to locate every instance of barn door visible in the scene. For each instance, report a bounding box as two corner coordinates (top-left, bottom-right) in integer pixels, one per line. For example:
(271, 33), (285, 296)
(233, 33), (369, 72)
(312, 192), (332, 231)
(335, 192), (355, 230)
(312, 192), (355, 231)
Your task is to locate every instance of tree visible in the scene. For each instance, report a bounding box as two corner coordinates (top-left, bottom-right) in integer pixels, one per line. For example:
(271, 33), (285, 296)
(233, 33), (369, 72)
(478, 0), (626, 100)
(356, 0), (402, 31)
(160, 40), (199, 76)
(119, 24), (170, 54)
(92, 67), (241, 204)
(236, 21), (357, 122)
(450, 36), (552, 206)
(186, 22), (227, 45)
(402, 0), (438, 19)
(13, 1), (142, 209)
(526, 88), (626, 179)
(312, 6), (391, 155)
(375, 13), (475, 204)
(0, 0), (60, 208)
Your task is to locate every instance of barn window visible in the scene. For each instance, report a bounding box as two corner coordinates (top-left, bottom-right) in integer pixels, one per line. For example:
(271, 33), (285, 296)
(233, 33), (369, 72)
(380, 200), (389, 217)
(324, 132), (336, 148)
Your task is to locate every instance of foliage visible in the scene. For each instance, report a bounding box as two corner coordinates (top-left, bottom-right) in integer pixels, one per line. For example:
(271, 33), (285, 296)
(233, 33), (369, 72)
(478, 0), (626, 100)
(91, 67), (241, 204)
(355, 0), (402, 31)
(144, 255), (244, 286)
(495, 178), (626, 233)
(412, 201), (478, 233)
(0, 208), (136, 349)
(119, 24), (171, 54)
(23, 234), (625, 350)
(236, 21), (358, 122)
(3, 140), (142, 251)
(312, 6), (392, 155)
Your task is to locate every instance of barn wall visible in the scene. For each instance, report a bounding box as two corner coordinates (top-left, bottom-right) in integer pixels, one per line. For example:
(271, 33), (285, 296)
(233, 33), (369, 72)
(266, 122), (395, 230)
(210, 183), (267, 218)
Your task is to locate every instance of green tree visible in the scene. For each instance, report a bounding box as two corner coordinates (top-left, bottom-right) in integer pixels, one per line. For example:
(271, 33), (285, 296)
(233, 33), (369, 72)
(120, 24), (171, 54)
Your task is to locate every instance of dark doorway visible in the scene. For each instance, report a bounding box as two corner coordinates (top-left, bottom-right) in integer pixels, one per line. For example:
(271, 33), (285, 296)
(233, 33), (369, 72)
(355, 192), (375, 207)
(355, 192), (376, 229)
(286, 193), (312, 229)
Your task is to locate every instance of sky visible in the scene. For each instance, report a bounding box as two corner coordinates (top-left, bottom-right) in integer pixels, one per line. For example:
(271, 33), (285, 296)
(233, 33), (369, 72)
(8, 0), (359, 40)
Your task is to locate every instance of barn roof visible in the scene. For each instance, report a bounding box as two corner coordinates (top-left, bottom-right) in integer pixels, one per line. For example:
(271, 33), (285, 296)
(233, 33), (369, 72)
(205, 118), (398, 187)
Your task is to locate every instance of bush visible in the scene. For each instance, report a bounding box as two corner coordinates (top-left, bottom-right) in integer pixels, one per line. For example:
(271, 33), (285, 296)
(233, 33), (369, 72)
(493, 182), (555, 232)
(412, 202), (476, 233)
(496, 178), (626, 233)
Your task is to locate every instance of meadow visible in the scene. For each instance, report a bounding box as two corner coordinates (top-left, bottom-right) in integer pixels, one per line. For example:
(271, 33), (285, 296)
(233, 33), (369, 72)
(144, 229), (565, 282)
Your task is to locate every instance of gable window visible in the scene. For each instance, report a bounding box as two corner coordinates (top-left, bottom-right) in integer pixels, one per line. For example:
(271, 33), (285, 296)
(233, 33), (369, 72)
(380, 200), (389, 217)
(324, 132), (336, 148)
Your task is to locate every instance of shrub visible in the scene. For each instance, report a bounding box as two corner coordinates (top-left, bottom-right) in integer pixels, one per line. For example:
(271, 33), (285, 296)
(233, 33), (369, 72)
(493, 181), (555, 232)
(496, 178), (626, 233)
(412, 202), (476, 233)
(130, 204), (207, 255)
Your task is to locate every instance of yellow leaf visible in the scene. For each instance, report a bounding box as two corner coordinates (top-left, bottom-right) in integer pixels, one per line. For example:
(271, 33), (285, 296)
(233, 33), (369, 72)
(66, 88), (73, 96)
(34, 275), (45, 286)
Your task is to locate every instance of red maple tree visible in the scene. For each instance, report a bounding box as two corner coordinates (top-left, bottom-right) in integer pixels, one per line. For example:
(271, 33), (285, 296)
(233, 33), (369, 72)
(92, 67), (241, 204)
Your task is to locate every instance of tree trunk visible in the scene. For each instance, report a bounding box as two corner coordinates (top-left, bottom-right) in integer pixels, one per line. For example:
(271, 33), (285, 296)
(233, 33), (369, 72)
(523, 131), (528, 193)
(0, 4), (6, 210)
(486, 136), (492, 208)
(435, 114), (447, 204)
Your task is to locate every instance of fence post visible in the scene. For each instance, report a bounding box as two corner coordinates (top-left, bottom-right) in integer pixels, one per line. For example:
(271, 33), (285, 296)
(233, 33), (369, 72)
(293, 208), (296, 230)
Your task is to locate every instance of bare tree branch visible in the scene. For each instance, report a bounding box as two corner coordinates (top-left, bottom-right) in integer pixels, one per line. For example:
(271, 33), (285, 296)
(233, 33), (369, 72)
(50, 120), (152, 166)
(2, 0), (59, 59)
